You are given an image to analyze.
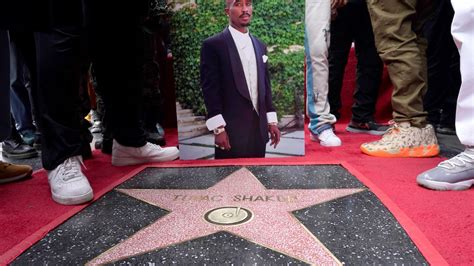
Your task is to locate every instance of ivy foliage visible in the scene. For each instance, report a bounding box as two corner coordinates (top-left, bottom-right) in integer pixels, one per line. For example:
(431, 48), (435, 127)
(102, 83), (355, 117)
(171, 0), (304, 117)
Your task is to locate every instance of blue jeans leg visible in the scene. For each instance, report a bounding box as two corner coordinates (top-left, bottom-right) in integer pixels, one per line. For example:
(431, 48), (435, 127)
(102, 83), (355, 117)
(0, 30), (11, 141)
(9, 33), (35, 134)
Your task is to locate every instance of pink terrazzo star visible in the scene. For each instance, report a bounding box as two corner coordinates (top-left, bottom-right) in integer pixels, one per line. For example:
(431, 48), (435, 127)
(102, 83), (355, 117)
(88, 168), (364, 265)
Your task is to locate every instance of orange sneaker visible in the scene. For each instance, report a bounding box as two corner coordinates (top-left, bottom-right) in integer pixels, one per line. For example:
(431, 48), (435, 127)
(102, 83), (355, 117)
(360, 122), (440, 158)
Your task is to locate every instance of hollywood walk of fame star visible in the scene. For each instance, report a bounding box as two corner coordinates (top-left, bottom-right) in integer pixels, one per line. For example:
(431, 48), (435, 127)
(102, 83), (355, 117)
(87, 168), (364, 265)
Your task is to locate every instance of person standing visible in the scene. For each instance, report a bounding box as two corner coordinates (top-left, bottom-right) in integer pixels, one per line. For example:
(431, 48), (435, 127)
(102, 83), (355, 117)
(417, 0), (474, 190)
(305, 0), (346, 147)
(361, 0), (439, 158)
(200, 0), (281, 159)
(327, 0), (388, 136)
(423, 0), (461, 135)
(0, 30), (33, 184)
(0, 0), (180, 205)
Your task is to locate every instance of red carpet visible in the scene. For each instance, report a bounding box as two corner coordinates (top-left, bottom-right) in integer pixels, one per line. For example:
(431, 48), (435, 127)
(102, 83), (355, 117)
(1, 130), (473, 265)
(1, 51), (473, 265)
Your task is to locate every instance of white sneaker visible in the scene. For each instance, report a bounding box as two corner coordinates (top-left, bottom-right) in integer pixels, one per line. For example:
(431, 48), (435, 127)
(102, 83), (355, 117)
(47, 155), (93, 205)
(311, 128), (342, 147)
(112, 140), (179, 166)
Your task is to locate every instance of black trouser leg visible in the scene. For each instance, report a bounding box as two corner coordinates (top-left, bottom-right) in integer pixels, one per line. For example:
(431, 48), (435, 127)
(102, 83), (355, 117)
(34, 26), (85, 170)
(351, 3), (383, 123)
(90, 22), (147, 147)
(424, 0), (460, 126)
(328, 6), (353, 120)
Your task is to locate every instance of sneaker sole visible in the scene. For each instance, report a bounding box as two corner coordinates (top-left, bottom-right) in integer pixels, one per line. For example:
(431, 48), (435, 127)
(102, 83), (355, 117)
(111, 151), (179, 166)
(346, 126), (387, 136)
(309, 133), (341, 146)
(52, 189), (94, 205)
(361, 144), (440, 158)
(417, 178), (474, 191)
(2, 150), (39, 159)
(0, 169), (33, 184)
(320, 141), (342, 147)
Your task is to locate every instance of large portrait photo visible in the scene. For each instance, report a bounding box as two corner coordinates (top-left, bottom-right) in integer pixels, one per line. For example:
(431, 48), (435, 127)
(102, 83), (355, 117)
(172, 0), (305, 160)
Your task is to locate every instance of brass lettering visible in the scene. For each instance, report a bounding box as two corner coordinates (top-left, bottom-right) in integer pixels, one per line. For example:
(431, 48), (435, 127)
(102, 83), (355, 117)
(254, 196), (265, 201)
(211, 195), (223, 201)
(175, 194), (298, 203)
(173, 195), (185, 201)
(241, 195), (253, 201)
(288, 195), (298, 202)
(277, 195), (287, 202)
(265, 196), (274, 201)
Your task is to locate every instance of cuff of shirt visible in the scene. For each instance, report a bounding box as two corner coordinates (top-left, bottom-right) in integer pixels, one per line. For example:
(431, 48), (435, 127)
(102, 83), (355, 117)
(206, 114), (226, 131)
(267, 112), (278, 124)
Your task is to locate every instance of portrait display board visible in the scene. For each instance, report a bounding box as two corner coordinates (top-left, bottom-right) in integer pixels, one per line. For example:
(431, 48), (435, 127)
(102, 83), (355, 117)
(172, 0), (305, 160)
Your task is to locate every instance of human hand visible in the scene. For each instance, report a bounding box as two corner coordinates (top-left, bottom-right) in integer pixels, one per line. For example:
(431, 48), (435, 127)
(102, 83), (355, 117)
(268, 124), (281, 149)
(215, 131), (231, 151)
(331, 0), (347, 9)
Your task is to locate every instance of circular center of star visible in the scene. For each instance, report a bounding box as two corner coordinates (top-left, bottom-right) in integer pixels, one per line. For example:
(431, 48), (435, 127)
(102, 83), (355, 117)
(204, 207), (253, 226)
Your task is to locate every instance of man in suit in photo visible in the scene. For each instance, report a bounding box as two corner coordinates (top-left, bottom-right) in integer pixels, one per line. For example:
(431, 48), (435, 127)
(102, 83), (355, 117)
(200, 0), (280, 159)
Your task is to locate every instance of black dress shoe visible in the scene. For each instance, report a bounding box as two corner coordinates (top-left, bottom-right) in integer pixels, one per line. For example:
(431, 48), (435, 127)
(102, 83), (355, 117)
(2, 138), (38, 159)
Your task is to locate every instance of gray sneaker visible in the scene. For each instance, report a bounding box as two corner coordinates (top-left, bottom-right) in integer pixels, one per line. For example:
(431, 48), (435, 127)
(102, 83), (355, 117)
(417, 148), (474, 190)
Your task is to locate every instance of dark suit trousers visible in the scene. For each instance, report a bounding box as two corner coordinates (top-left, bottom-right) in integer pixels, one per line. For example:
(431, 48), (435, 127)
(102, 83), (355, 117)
(423, 0), (461, 127)
(33, 26), (90, 170)
(215, 112), (266, 159)
(328, 2), (383, 122)
(32, 18), (146, 170)
(89, 19), (147, 149)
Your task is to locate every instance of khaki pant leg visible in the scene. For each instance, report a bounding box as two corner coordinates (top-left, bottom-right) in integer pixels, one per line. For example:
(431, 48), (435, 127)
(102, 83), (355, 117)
(366, 0), (432, 127)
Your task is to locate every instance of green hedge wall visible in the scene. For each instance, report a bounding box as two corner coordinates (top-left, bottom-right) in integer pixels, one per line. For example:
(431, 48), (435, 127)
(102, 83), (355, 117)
(171, 0), (304, 117)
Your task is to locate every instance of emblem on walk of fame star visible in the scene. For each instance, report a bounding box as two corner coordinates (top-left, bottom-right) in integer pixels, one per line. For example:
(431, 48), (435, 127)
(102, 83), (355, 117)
(88, 168), (364, 265)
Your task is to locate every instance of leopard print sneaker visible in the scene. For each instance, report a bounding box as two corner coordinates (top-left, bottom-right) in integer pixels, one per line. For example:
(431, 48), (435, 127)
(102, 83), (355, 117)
(360, 122), (440, 158)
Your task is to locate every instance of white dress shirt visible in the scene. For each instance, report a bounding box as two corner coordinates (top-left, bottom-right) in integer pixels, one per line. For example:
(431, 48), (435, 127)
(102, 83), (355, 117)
(229, 25), (259, 113)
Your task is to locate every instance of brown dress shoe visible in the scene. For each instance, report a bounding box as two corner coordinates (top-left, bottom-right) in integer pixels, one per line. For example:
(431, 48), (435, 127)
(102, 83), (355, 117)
(0, 161), (33, 184)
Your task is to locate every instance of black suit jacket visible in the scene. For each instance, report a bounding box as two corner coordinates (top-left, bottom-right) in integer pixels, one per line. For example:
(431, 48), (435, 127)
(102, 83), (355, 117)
(200, 28), (276, 158)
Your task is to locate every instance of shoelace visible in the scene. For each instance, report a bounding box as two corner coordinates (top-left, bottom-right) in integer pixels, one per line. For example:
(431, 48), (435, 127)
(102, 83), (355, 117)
(438, 152), (474, 170)
(380, 121), (400, 140)
(8, 136), (24, 148)
(58, 157), (86, 181)
(147, 142), (163, 151)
